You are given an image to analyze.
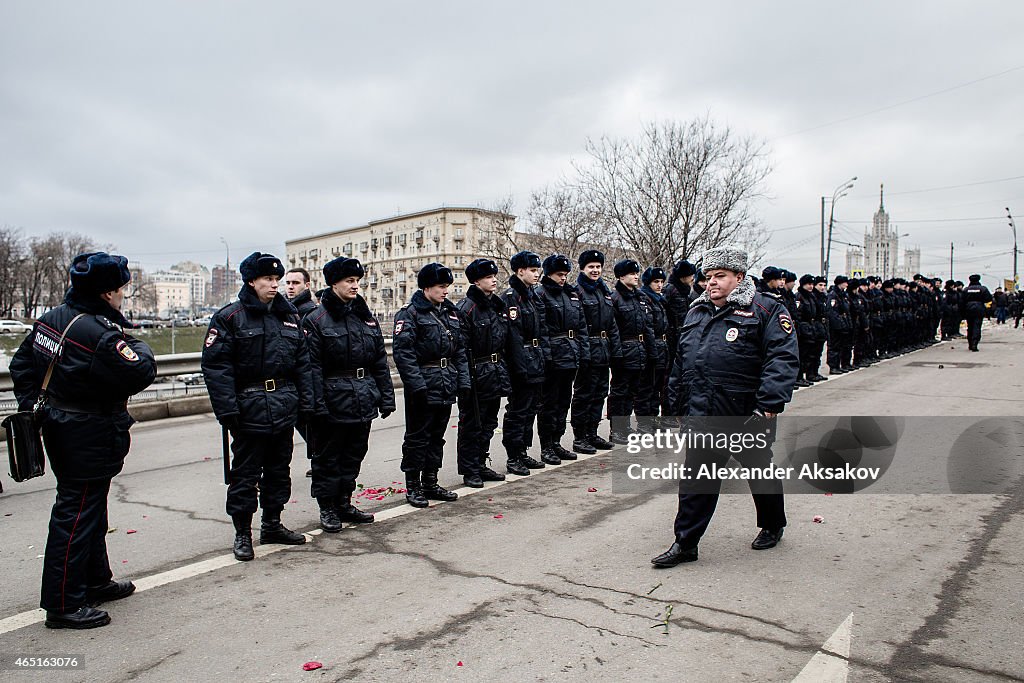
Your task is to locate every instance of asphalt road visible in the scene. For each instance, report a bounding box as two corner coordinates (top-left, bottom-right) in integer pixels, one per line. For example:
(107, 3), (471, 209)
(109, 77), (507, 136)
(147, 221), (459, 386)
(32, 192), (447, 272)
(1, 323), (1022, 682)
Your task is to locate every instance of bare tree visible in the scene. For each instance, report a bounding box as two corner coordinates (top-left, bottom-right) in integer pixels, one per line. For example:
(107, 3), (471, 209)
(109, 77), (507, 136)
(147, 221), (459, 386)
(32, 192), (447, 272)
(475, 195), (523, 280)
(0, 226), (26, 317)
(123, 266), (158, 318)
(574, 117), (772, 268)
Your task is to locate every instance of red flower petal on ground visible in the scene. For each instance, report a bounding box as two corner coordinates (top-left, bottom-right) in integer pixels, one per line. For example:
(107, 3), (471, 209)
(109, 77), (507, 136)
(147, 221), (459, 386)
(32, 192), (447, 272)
(493, 514), (504, 519)
(824, 493), (833, 496)
(121, 560), (128, 563)
(126, 529), (137, 534)
(457, 661), (464, 667)
(813, 515), (825, 523)
(203, 456), (211, 461)
(376, 496), (385, 500)
(302, 661), (323, 671)
(587, 487), (598, 493)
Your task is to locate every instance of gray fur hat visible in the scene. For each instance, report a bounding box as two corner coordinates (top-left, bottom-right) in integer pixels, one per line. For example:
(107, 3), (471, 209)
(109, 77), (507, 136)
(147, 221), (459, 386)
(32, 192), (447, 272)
(700, 245), (748, 274)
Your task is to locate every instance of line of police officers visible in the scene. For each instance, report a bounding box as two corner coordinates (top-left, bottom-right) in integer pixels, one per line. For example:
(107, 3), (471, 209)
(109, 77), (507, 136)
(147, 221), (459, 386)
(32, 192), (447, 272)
(15, 246), (975, 629)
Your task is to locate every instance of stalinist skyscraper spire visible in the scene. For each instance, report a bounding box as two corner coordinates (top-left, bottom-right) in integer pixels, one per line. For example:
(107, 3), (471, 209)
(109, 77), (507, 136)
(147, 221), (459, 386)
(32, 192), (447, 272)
(879, 183), (884, 211)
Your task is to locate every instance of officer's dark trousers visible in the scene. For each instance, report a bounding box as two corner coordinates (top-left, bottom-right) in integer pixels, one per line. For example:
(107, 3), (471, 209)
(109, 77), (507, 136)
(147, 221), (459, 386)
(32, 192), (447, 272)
(673, 447), (786, 549)
(635, 363), (667, 425)
(809, 338), (826, 375)
(457, 396), (500, 474)
(966, 313), (984, 350)
(41, 478), (114, 612)
(503, 378), (543, 455)
(402, 398), (452, 473)
(310, 421), (372, 499)
(941, 314), (958, 338)
(538, 369), (577, 444)
(226, 429), (294, 516)
(798, 337), (816, 377)
(570, 365), (609, 430)
(608, 366), (642, 433)
(853, 329), (872, 364)
(827, 332), (852, 370)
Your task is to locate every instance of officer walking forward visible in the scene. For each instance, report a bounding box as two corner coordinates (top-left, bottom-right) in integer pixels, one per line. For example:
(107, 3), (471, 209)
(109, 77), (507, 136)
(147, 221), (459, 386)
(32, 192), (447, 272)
(455, 259), (511, 488)
(653, 246), (799, 567)
(960, 274), (993, 352)
(392, 263), (471, 507)
(303, 257), (395, 532)
(569, 250), (620, 454)
(11, 253), (156, 628)
(202, 252), (313, 561)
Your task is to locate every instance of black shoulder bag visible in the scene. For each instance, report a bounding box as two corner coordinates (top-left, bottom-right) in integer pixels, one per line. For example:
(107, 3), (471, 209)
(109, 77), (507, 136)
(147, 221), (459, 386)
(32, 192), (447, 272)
(4, 314), (86, 482)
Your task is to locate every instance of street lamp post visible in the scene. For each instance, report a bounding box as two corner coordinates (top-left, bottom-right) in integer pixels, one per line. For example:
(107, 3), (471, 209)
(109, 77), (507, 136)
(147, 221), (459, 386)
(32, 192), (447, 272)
(1007, 208), (1018, 291)
(823, 176), (857, 280)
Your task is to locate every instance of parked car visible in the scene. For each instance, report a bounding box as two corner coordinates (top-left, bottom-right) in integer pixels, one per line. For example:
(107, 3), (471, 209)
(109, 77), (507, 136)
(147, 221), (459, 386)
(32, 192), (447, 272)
(193, 316), (212, 327)
(0, 319), (32, 334)
(175, 373), (205, 386)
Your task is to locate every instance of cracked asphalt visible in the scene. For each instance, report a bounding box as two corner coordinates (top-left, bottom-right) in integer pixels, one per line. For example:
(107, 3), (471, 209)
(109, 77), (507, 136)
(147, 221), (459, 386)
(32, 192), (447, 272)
(1, 325), (1022, 682)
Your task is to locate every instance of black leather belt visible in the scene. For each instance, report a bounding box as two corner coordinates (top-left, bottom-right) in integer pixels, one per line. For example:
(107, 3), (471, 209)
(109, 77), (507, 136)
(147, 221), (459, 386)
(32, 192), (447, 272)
(623, 334), (645, 342)
(523, 338), (540, 348)
(590, 331), (609, 339)
(47, 396), (128, 415)
(419, 358), (451, 369)
(328, 368), (367, 379)
(472, 352), (502, 366)
(240, 379), (292, 393)
(659, 334), (668, 341)
(550, 330), (576, 339)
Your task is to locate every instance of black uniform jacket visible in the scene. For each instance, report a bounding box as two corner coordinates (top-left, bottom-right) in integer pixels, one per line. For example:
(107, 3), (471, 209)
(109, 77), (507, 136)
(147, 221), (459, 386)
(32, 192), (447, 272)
(202, 286), (313, 433)
(10, 289), (157, 481)
(826, 287), (852, 333)
(960, 284), (993, 316)
(576, 274), (620, 367)
(537, 276), (589, 371)
(302, 289), (395, 424)
(392, 289), (471, 405)
(662, 280), (692, 349)
(666, 276), (799, 417)
(456, 284), (512, 401)
(611, 281), (655, 371)
(291, 289), (317, 318)
(640, 285), (670, 370)
(500, 275), (549, 384)
(795, 287), (820, 340)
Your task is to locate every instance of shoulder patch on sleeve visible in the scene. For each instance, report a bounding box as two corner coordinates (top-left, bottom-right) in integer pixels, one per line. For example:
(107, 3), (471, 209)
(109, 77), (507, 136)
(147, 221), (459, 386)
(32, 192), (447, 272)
(394, 319), (406, 335)
(778, 313), (793, 334)
(508, 306), (518, 321)
(115, 339), (140, 361)
(205, 328), (219, 347)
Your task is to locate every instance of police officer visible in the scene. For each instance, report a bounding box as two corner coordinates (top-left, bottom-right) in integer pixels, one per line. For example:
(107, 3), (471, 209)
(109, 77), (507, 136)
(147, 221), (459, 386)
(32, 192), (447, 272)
(652, 245), (799, 567)
(10, 253), (156, 629)
(826, 275), (853, 374)
(637, 266), (670, 431)
(795, 274), (823, 384)
(501, 251), (549, 475)
(849, 278), (873, 368)
(662, 259), (696, 359)
(960, 274), (993, 352)
(392, 263), (471, 506)
(608, 259), (655, 444)
(535, 254), (589, 464)
(202, 252), (312, 561)
(303, 257), (395, 532)
(569, 250), (620, 454)
(456, 258), (511, 488)
(285, 267), (317, 318)
(284, 267), (317, 477)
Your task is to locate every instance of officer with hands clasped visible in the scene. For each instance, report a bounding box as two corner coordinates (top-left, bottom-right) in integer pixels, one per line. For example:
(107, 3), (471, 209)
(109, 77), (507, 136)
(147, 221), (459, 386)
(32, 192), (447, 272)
(11, 252), (156, 629)
(202, 252), (313, 561)
(392, 263), (471, 507)
(455, 258), (511, 488)
(302, 256), (395, 532)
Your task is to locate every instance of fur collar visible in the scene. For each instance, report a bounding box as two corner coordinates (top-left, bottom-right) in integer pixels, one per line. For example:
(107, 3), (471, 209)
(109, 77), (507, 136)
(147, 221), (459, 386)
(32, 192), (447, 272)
(410, 289), (456, 315)
(694, 274), (756, 308)
(615, 280), (640, 298)
(238, 285), (298, 316)
(64, 287), (132, 327)
(467, 284), (505, 310)
(577, 273), (611, 295)
(640, 285), (664, 302)
(319, 288), (372, 321)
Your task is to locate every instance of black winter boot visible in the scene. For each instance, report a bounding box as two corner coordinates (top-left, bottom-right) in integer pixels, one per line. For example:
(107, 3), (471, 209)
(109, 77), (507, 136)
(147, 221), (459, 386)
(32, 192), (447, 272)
(317, 497), (343, 532)
(588, 423), (615, 450)
(572, 424), (598, 454)
(540, 441), (561, 466)
(232, 513), (255, 561)
(405, 472), (429, 507)
(552, 442), (578, 461)
(259, 511), (306, 545)
(422, 471), (459, 501)
(337, 494), (374, 524)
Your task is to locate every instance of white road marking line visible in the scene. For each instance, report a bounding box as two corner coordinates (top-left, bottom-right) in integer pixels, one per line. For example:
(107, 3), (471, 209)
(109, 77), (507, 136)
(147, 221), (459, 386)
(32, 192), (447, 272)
(792, 613), (853, 682)
(0, 445), (606, 635)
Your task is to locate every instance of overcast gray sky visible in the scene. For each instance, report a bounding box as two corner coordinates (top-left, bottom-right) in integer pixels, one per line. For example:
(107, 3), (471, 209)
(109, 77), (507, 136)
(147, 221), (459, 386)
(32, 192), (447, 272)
(2, 1), (1021, 285)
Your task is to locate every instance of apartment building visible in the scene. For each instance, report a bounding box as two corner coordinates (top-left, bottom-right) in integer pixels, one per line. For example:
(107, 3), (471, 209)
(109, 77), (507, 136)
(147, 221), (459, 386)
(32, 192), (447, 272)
(285, 207), (513, 321)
